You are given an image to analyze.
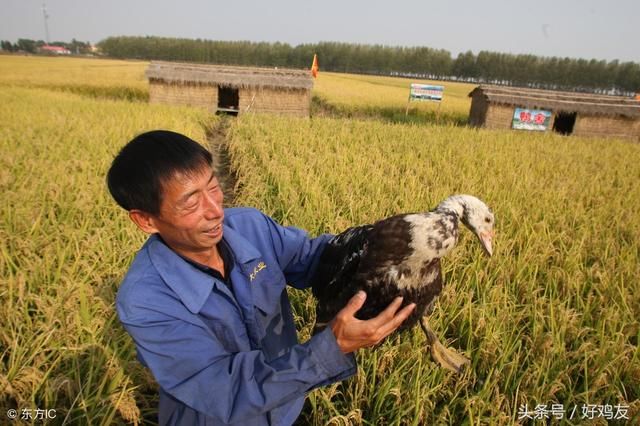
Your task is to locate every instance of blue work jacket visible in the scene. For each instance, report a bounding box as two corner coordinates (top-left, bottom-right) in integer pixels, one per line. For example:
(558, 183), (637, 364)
(116, 208), (356, 425)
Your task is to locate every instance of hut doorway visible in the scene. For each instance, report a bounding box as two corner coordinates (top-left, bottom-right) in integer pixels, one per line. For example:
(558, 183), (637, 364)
(553, 112), (576, 135)
(217, 86), (239, 116)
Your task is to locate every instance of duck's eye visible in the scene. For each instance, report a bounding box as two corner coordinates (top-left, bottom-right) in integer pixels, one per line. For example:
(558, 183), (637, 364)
(484, 217), (491, 223)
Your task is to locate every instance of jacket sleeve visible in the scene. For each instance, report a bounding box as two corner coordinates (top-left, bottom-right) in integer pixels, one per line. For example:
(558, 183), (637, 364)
(259, 213), (333, 289)
(117, 287), (356, 424)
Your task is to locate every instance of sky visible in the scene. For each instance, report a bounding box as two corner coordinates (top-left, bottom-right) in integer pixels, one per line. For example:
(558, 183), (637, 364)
(1, 0), (639, 63)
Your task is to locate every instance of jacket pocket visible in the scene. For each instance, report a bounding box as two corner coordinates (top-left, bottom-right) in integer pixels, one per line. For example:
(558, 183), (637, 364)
(251, 268), (287, 317)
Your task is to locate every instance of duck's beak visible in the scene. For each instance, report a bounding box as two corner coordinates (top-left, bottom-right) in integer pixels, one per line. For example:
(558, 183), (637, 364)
(478, 230), (494, 257)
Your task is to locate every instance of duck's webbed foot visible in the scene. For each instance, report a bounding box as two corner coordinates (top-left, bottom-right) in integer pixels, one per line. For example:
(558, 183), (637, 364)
(420, 317), (470, 374)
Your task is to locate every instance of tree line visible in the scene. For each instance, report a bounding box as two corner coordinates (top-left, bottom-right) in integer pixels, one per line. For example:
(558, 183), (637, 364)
(1, 38), (94, 55)
(98, 36), (640, 94)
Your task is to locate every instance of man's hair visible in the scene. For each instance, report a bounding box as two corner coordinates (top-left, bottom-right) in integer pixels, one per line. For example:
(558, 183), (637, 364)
(107, 130), (213, 215)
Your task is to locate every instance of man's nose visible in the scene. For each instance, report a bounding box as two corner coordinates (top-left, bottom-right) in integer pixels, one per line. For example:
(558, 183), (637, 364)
(203, 192), (223, 219)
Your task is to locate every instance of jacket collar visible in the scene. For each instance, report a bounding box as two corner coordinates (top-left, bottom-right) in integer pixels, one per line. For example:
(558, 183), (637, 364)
(146, 235), (213, 314)
(145, 225), (261, 314)
(219, 224), (262, 266)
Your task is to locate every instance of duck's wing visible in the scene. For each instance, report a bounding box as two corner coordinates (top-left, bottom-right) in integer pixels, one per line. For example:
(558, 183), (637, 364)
(310, 224), (373, 328)
(311, 224), (373, 300)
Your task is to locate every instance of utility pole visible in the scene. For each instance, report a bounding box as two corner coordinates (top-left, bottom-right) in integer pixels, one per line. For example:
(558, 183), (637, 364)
(42, 3), (50, 44)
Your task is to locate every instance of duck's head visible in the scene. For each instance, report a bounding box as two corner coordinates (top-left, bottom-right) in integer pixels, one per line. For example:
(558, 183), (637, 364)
(440, 195), (495, 256)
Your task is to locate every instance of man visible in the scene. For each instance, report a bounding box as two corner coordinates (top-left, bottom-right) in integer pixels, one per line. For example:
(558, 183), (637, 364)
(107, 130), (415, 425)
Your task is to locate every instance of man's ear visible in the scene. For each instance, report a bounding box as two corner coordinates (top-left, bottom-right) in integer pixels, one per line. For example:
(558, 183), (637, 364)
(129, 209), (160, 234)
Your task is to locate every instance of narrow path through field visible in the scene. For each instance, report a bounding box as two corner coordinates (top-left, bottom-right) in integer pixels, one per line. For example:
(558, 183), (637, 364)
(206, 117), (238, 206)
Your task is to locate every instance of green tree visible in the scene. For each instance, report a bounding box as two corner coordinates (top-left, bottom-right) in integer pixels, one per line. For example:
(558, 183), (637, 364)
(16, 38), (37, 53)
(1, 40), (16, 52)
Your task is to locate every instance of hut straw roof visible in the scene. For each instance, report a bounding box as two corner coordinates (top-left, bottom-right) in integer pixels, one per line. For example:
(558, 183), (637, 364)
(146, 61), (313, 90)
(469, 85), (640, 118)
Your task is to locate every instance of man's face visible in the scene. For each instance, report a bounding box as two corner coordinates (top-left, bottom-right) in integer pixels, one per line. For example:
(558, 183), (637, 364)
(149, 166), (224, 262)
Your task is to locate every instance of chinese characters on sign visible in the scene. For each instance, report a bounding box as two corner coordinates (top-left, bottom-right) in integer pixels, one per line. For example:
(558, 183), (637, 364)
(409, 84), (444, 102)
(512, 107), (552, 131)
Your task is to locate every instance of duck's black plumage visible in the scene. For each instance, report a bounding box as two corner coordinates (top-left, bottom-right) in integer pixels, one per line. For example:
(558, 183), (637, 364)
(311, 209), (460, 333)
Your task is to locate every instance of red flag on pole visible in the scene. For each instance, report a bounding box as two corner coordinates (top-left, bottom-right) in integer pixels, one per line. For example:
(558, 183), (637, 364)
(311, 54), (319, 78)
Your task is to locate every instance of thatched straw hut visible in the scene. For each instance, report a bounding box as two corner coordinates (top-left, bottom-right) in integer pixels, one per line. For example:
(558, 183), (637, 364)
(469, 85), (640, 141)
(146, 61), (313, 117)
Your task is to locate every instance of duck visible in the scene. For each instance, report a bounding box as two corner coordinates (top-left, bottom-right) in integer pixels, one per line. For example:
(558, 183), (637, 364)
(310, 194), (495, 373)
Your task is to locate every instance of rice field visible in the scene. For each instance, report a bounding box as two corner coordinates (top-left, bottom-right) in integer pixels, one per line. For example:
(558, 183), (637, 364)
(312, 72), (475, 125)
(229, 115), (640, 424)
(0, 56), (148, 101)
(1, 55), (639, 424)
(0, 57), (212, 424)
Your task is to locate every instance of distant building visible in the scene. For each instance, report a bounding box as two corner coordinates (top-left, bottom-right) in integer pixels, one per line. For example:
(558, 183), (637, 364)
(40, 45), (71, 55)
(146, 61), (313, 117)
(469, 85), (640, 141)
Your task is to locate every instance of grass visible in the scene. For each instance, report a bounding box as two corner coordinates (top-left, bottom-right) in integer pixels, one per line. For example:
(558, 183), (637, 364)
(1, 54), (638, 424)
